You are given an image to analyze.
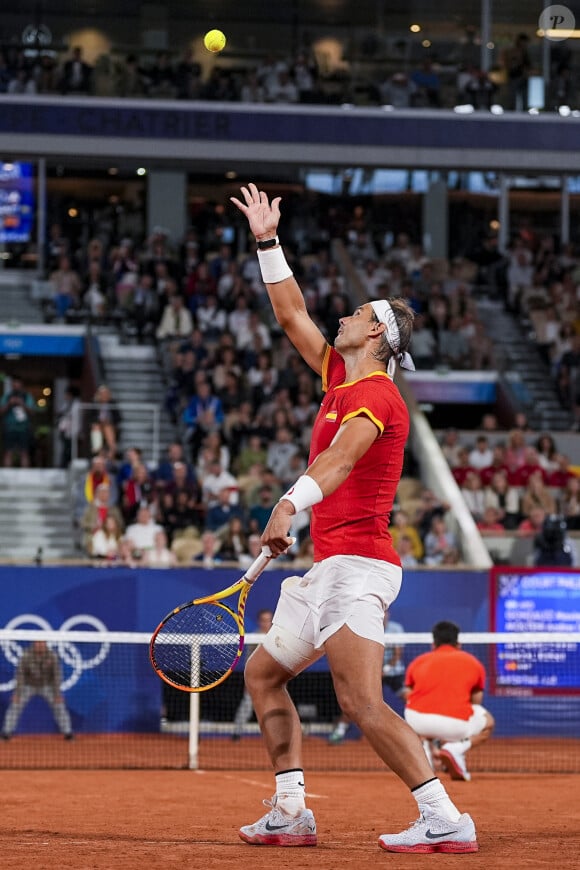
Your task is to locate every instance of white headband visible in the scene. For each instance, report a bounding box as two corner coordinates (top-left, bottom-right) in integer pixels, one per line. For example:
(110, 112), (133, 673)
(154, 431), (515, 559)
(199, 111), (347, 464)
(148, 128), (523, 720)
(370, 299), (416, 377)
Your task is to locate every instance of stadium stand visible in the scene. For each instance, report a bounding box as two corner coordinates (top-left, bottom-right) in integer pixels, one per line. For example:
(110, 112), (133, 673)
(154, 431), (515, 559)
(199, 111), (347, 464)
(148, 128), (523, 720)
(0, 7), (579, 825)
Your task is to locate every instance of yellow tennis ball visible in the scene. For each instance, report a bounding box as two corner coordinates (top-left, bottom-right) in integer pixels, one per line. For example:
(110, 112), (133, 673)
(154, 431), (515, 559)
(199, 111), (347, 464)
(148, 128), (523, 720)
(204, 29), (227, 53)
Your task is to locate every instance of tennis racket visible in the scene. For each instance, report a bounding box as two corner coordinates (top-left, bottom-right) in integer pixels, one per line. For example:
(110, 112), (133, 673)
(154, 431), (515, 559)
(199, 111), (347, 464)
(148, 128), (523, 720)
(149, 541), (292, 692)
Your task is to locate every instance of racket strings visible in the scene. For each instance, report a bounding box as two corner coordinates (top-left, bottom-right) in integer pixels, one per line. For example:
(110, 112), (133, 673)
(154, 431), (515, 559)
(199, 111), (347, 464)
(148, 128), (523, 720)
(152, 603), (242, 689)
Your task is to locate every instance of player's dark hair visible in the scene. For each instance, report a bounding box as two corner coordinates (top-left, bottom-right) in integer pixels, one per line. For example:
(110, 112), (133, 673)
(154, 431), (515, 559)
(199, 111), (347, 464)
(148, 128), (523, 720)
(370, 296), (415, 365)
(432, 620), (460, 647)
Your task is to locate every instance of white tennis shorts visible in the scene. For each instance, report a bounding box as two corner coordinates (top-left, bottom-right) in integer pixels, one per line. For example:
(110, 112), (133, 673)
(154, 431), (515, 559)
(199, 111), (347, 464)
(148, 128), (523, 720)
(404, 704), (489, 742)
(262, 554), (402, 675)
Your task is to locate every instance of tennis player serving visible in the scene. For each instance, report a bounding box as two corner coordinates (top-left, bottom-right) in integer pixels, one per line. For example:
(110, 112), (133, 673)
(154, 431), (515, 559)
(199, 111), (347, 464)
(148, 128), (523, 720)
(230, 183), (478, 854)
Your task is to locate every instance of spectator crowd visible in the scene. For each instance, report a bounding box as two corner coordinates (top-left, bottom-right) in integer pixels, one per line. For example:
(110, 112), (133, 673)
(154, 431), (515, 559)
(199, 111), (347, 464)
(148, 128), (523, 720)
(1, 24), (578, 112)
(440, 423), (580, 559)
(4, 136), (580, 570)
(56, 187), (489, 570)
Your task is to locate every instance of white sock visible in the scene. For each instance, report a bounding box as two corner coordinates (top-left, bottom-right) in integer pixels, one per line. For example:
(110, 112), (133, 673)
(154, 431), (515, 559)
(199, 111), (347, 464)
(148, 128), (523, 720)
(275, 768), (306, 816)
(333, 721), (348, 736)
(412, 778), (461, 823)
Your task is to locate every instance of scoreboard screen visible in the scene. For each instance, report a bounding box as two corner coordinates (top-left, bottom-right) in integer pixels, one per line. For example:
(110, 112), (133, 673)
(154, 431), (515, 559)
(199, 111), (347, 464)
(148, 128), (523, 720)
(0, 162), (34, 244)
(490, 567), (580, 695)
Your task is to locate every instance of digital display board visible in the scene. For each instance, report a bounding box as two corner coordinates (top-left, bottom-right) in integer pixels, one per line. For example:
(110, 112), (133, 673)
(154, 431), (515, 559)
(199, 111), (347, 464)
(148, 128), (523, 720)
(405, 371), (497, 404)
(490, 567), (580, 695)
(0, 162), (34, 243)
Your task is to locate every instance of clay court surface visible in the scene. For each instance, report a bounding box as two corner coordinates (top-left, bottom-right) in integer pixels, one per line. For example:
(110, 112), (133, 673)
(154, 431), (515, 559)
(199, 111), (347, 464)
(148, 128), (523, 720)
(1, 769), (578, 870)
(1, 734), (579, 773)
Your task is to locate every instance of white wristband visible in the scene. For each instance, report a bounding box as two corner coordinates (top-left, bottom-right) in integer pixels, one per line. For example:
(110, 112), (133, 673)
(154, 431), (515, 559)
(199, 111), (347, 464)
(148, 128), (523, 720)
(257, 246), (293, 284)
(280, 475), (323, 514)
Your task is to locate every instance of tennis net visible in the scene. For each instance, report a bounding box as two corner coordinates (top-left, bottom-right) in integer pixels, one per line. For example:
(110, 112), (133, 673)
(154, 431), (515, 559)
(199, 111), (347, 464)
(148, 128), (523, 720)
(0, 628), (578, 772)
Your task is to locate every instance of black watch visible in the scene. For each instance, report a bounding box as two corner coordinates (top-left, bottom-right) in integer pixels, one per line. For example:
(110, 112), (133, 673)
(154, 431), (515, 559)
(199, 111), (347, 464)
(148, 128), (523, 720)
(256, 236), (279, 250)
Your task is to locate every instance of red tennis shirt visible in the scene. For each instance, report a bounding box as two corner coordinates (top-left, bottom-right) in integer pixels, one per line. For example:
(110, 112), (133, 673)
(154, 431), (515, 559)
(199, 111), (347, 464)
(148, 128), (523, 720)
(309, 345), (409, 563)
(405, 645), (486, 721)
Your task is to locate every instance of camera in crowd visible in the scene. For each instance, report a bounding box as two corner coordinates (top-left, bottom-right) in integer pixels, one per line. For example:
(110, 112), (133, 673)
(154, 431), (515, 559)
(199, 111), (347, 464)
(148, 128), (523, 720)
(533, 514), (573, 567)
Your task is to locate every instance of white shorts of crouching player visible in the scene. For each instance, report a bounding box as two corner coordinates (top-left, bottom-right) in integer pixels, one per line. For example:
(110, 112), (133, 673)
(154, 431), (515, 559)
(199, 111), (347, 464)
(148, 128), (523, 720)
(404, 704), (489, 743)
(404, 705), (491, 781)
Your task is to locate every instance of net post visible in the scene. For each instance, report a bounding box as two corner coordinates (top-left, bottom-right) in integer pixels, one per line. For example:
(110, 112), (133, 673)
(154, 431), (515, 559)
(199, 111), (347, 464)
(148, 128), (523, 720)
(188, 692), (200, 769)
(188, 643), (201, 769)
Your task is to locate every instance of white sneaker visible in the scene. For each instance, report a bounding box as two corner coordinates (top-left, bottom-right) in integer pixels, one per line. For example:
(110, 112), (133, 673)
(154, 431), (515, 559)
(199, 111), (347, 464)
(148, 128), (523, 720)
(239, 796), (317, 846)
(440, 741), (471, 781)
(328, 726), (347, 744)
(379, 812), (478, 854)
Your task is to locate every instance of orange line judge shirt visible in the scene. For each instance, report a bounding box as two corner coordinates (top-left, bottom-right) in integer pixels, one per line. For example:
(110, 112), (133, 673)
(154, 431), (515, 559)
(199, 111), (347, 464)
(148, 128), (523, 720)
(309, 345), (409, 564)
(404, 645), (486, 721)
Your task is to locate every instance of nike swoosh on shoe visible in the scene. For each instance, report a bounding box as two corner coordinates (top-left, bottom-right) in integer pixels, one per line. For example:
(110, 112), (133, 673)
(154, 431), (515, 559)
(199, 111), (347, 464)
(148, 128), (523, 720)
(265, 821), (289, 831)
(425, 828), (459, 839)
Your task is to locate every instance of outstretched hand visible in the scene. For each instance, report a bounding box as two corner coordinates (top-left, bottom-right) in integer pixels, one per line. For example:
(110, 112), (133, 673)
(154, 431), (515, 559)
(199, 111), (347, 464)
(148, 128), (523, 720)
(230, 182), (282, 240)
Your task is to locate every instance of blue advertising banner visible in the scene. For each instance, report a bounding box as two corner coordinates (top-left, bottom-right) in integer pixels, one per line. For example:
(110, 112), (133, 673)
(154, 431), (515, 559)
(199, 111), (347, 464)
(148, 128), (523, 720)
(0, 161), (34, 244)
(405, 372), (497, 404)
(0, 98), (579, 155)
(0, 565), (490, 637)
(0, 566), (487, 736)
(7, 566), (579, 739)
(0, 331), (84, 356)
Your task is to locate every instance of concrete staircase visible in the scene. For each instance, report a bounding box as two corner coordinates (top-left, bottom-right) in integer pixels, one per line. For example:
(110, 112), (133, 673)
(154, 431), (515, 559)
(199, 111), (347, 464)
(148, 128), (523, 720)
(476, 299), (572, 431)
(97, 334), (176, 464)
(0, 469), (77, 562)
(0, 271), (44, 324)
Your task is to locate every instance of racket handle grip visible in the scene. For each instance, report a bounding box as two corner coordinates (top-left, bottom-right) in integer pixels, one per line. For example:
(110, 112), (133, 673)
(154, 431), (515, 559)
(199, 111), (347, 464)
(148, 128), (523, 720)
(244, 538), (296, 583)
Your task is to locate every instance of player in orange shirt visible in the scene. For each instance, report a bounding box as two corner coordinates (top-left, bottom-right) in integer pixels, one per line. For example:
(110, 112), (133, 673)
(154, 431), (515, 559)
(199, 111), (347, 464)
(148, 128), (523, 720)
(230, 183), (478, 854)
(403, 620), (495, 782)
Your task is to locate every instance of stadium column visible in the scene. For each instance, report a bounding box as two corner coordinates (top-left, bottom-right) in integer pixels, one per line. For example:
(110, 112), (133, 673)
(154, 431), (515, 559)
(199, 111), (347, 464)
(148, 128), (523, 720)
(480, 0), (492, 73)
(561, 175), (570, 246)
(140, 3), (168, 53)
(421, 177), (448, 260)
(498, 174), (510, 255)
(146, 170), (188, 244)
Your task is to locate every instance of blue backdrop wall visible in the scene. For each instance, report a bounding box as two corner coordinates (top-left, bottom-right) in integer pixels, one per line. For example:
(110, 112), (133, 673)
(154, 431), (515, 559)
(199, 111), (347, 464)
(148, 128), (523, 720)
(0, 565), (490, 637)
(6, 566), (576, 739)
(0, 566), (488, 736)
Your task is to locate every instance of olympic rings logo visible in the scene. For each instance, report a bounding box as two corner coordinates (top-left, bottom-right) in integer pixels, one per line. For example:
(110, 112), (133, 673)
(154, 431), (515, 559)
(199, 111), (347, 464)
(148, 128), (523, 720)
(0, 614), (110, 692)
